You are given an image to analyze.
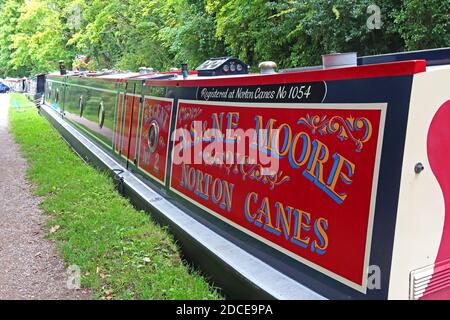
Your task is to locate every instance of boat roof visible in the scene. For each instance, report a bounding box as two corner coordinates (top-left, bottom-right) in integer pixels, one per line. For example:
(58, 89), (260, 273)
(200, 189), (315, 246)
(46, 47), (449, 84)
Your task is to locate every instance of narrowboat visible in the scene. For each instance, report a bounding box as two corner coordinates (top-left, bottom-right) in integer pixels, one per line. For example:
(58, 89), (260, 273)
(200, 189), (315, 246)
(39, 48), (450, 300)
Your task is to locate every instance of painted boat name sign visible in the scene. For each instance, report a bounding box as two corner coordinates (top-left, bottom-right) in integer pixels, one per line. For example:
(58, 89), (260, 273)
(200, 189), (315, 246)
(170, 100), (387, 292)
(196, 82), (327, 103)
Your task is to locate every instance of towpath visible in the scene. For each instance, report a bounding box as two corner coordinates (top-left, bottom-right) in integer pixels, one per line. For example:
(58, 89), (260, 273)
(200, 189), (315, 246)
(0, 94), (90, 300)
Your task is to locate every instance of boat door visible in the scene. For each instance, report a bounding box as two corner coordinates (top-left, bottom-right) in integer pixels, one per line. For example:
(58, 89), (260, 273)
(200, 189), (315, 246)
(115, 80), (143, 168)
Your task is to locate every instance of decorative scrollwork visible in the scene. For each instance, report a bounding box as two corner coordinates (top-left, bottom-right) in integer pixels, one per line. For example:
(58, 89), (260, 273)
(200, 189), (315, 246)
(178, 106), (203, 122)
(298, 114), (373, 152)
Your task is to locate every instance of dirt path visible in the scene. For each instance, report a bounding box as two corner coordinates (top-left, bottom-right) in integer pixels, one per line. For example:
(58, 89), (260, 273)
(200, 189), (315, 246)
(0, 94), (90, 300)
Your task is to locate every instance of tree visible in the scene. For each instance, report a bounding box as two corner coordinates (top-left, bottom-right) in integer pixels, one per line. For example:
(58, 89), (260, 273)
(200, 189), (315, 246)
(0, 0), (448, 77)
(0, 0), (25, 77)
(393, 0), (450, 50)
(6, 0), (75, 75)
(208, 0), (406, 69)
(161, 0), (228, 69)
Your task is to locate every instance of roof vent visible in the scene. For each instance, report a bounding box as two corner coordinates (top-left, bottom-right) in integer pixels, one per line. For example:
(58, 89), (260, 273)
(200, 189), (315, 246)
(322, 52), (357, 69)
(259, 61), (277, 74)
(139, 67), (154, 74)
(196, 57), (248, 77)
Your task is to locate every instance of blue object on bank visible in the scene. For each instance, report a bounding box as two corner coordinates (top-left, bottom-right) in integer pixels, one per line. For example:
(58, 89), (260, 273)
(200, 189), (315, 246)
(0, 82), (10, 93)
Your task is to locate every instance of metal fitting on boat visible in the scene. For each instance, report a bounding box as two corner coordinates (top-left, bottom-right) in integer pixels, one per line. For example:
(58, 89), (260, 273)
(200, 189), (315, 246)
(322, 52), (357, 69)
(259, 61), (277, 74)
(59, 60), (67, 75)
(148, 121), (160, 153)
(181, 64), (189, 79)
(98, 101), (105, 128)
(414, 162), (424, 174)
(139, 67), (154, 74)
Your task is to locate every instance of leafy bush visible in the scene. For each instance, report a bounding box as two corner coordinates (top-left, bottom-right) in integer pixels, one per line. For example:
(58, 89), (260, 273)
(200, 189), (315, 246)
(0, 0), (448, 77)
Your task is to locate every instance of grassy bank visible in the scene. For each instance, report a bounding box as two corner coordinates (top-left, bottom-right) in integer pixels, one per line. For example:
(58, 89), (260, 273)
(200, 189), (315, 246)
(8, 93), (221, 300)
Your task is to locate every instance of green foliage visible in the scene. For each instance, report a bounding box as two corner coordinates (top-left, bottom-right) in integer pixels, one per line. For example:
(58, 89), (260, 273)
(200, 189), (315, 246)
(207, 0), (408, 68)
(9, 93), (221, 300)
(0, 0), (449, 77)
(163, 0), (228, 69)
(0, 0), (24, 77)
(393, 0), (450, 50)
(11, 0), (75, 75)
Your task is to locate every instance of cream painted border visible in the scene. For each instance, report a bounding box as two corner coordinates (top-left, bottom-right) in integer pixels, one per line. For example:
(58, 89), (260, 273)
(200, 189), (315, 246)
(170, 99), (387, 293)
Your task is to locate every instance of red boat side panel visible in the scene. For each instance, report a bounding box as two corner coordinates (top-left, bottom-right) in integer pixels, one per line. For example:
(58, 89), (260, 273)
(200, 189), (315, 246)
(137, 97), (173, 185)
(170, 100), (387, 292)
(114, 94), (124, 153)
(121, 94), (140, 162)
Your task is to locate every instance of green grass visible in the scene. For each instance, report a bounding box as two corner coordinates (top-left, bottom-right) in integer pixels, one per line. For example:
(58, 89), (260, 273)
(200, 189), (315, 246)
(8, 93), (222, 300)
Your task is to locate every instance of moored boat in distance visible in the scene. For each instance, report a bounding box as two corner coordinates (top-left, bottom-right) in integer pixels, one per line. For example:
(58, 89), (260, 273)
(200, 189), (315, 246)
(40, 48), (450, 300)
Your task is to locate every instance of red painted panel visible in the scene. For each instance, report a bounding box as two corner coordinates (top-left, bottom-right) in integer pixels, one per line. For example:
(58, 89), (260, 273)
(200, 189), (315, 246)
(170, 101), (385, 290)
(424, 100), (450, 299)
(120, 95), (133, 157)
(114, 94), (124, 153)
(137, 97), (173, 185)
(121, 95), (140, 161)
(421, 287), (450, 300)
(128, 98), (141, 162)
